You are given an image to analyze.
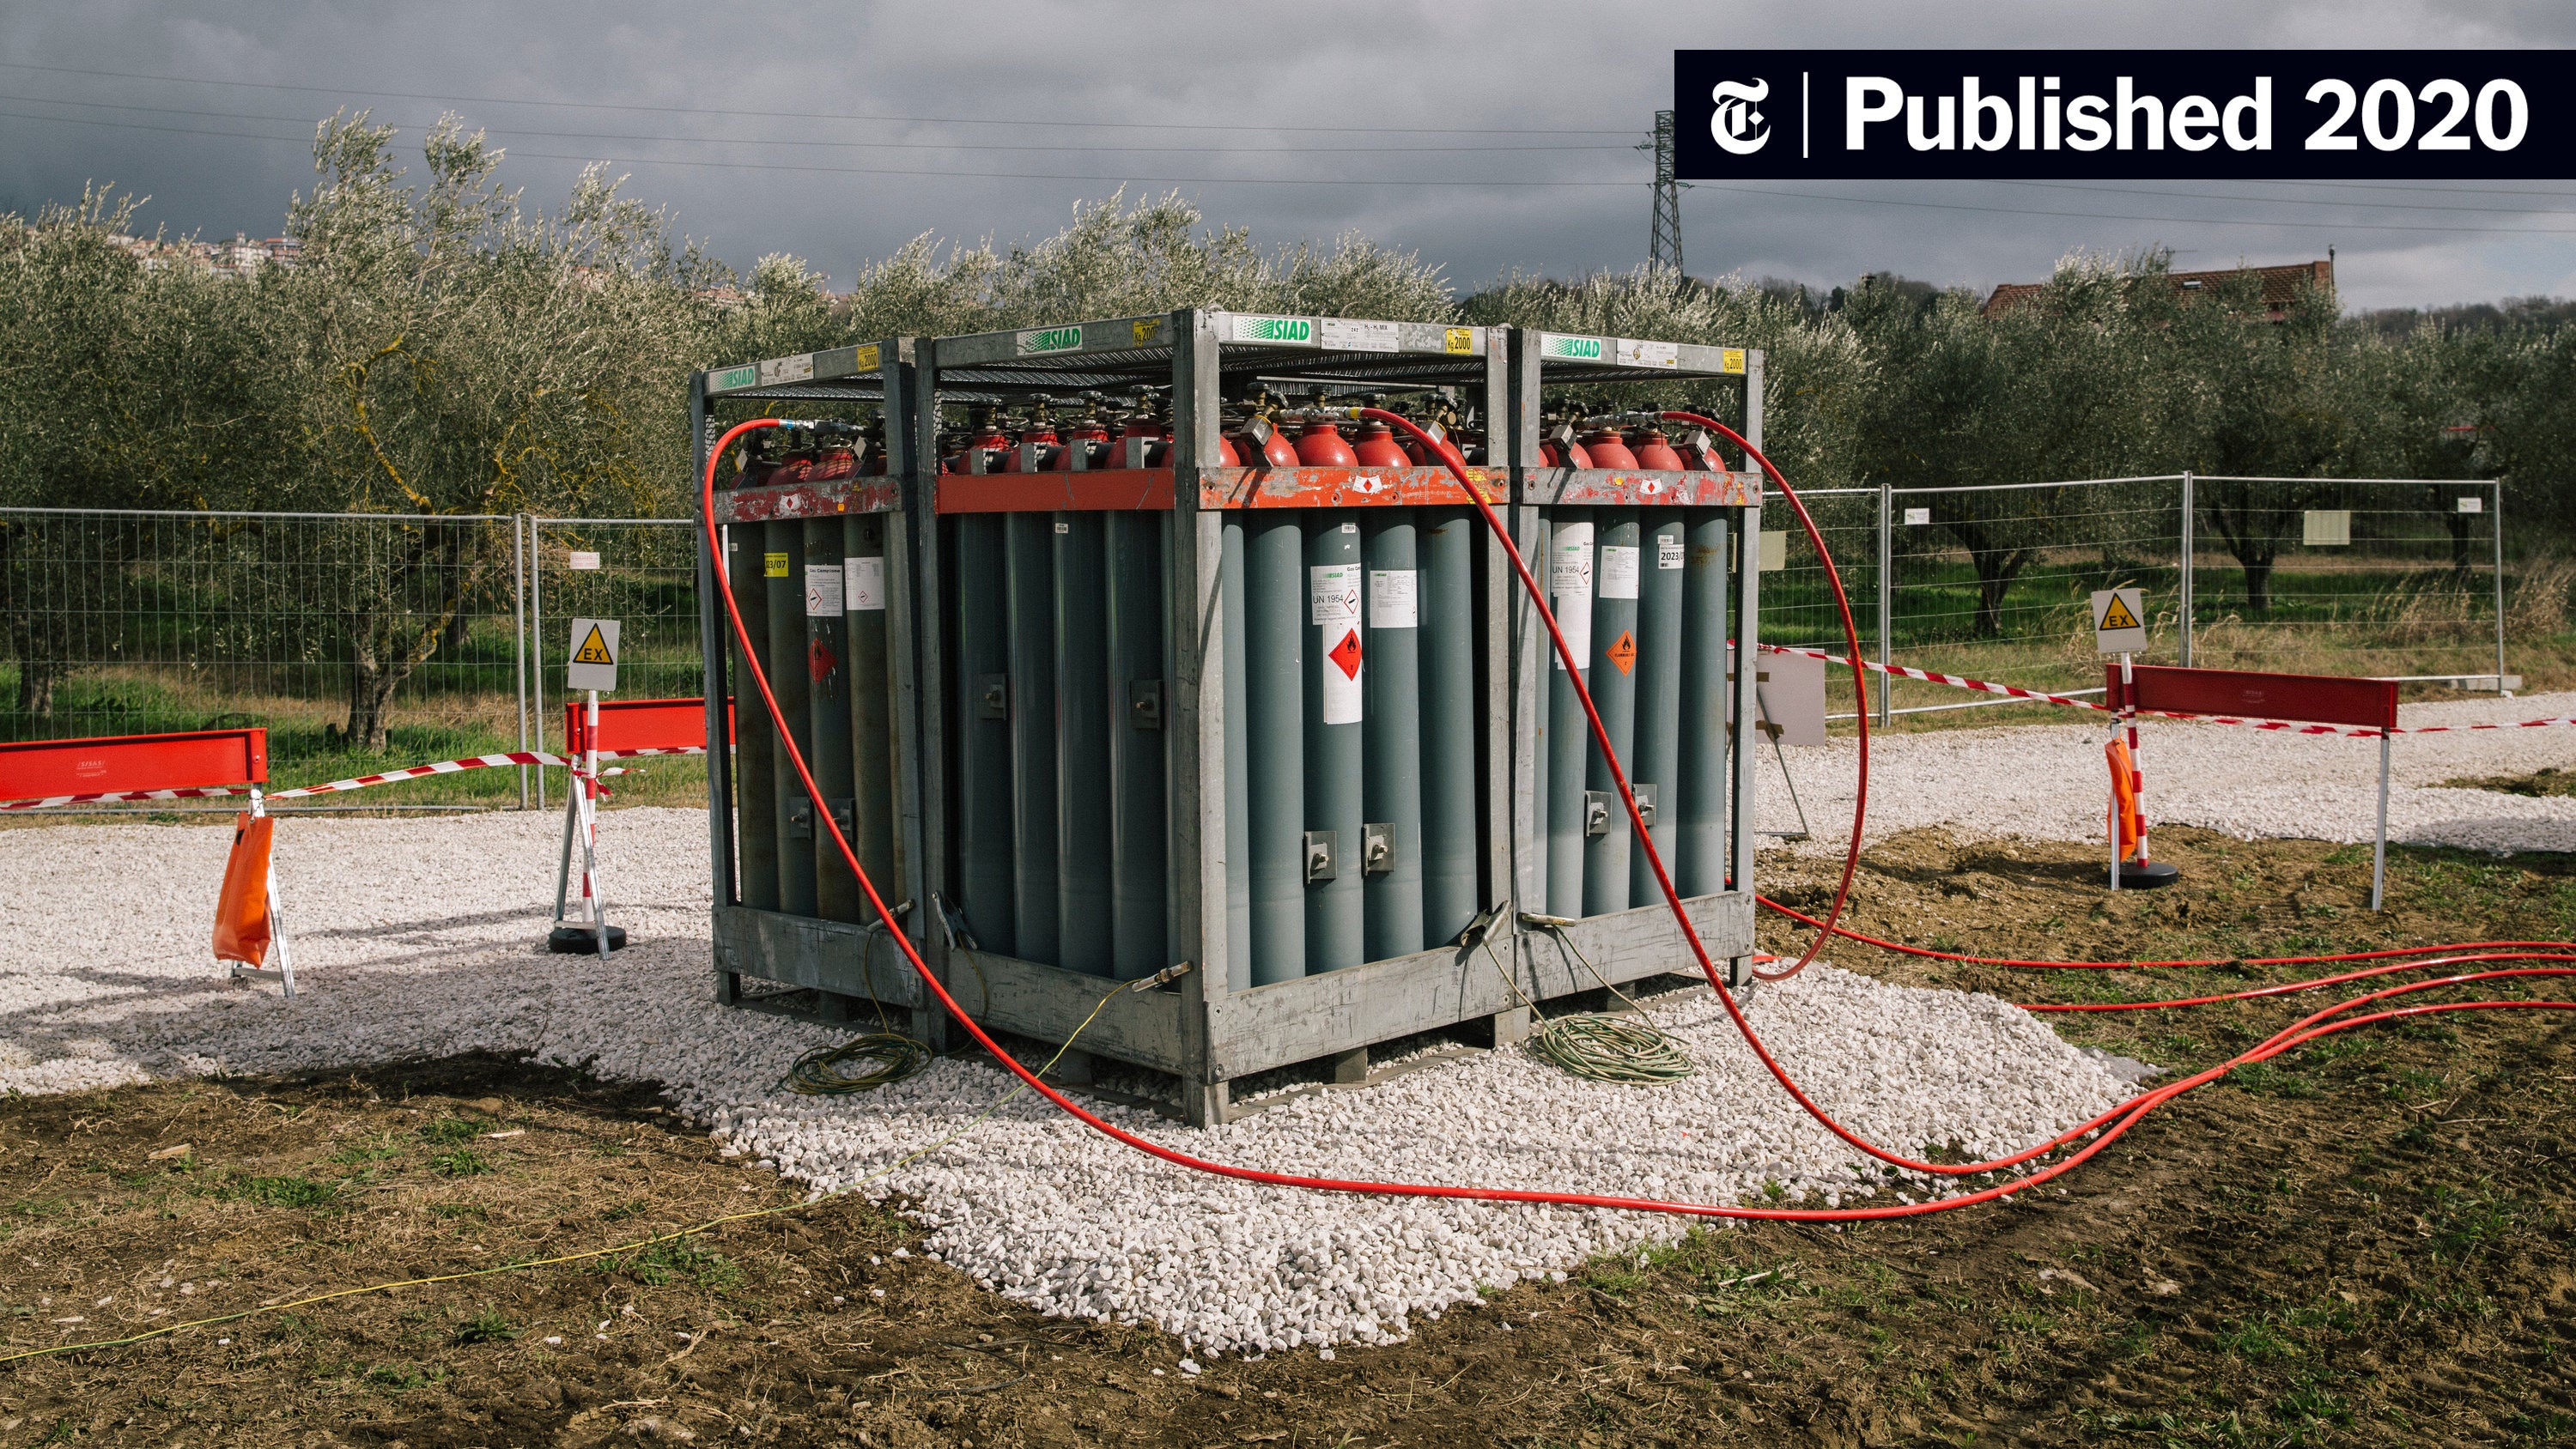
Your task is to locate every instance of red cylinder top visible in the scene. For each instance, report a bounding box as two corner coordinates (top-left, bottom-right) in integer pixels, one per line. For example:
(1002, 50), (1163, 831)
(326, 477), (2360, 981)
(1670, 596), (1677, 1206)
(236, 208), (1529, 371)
(1351, 420), (1411, 469)
(1048, 426), (1109, 472)
(1238, 421), (1299, 468)
(807, 446), (858, 483)
(997, 427), (1056, 474)
(1579, 428), (1640, 470)
(1629, 429), (1687, 471)
(1294, 418), (1358, 467)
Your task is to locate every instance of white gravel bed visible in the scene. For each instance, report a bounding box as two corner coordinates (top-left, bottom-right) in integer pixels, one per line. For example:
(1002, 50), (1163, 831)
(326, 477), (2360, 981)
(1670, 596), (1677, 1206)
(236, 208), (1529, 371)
(0, 806), (2128, 1355)
(1765, 688), (2576, 855)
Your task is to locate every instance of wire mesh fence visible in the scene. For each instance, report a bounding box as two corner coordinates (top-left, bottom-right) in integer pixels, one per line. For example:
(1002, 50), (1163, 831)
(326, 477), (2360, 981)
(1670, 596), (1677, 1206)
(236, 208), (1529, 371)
(0, 475), (2530, 813)
(525, 518), (704, 809)
(1757, 471), (2510, 726)
(0, 507), (528, 808)
(2185, 477), (2505, 686)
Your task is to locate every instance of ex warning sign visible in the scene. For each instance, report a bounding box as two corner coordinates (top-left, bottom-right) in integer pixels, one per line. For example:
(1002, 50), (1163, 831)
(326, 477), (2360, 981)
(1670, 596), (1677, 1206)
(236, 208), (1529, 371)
(2091, 589), (2147, 655)
(567, 617), (621, 692)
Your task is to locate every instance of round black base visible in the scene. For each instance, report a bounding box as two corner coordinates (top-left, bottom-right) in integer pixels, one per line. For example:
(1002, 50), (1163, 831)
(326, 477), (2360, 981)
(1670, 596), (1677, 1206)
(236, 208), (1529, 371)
(2108, 858), (2181, 889)
(548, 924), (629, 954)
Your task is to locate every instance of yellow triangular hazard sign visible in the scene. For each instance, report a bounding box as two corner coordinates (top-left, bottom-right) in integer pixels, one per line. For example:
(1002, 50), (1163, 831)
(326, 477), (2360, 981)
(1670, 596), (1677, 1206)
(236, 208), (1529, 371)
(572, 625), (616, 666)
(2097, 594), (2142, 632)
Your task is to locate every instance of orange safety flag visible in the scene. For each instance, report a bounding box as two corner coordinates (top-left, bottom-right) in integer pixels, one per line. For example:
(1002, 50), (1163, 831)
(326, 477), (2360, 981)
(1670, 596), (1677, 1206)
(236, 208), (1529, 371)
(2105, 739), (2142, 858)
(212, 811), (276, 967)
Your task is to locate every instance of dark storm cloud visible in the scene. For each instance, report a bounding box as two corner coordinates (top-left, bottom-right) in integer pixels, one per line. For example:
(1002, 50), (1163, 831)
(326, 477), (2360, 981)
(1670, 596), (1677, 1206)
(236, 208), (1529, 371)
(3, 0), (2573, 309)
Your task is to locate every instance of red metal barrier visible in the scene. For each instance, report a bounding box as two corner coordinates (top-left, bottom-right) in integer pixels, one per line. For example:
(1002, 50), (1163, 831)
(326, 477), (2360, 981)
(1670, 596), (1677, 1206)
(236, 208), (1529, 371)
(560, 698), (729, 757)
(0, 728), (267, 801)
(2105, 664), (2398, 732)
(2105, 664), (2404, 910)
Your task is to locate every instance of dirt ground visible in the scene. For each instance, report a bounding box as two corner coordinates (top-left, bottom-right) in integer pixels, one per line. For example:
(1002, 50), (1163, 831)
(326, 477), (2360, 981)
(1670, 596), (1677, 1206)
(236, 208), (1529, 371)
(0, 827), (2569, 1447)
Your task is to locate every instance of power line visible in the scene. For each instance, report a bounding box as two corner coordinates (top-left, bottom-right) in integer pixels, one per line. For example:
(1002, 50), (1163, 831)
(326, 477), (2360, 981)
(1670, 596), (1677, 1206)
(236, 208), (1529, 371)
(0, 60), (1632, 136)
(0, 92), (1631, 154)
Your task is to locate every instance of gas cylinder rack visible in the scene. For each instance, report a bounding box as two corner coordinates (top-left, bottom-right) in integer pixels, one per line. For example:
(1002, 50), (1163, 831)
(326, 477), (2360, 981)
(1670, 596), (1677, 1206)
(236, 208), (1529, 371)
(911, 311), (1523, 1126)
(690, 340), (945, 1043)
(1505, 329), (1764, 992)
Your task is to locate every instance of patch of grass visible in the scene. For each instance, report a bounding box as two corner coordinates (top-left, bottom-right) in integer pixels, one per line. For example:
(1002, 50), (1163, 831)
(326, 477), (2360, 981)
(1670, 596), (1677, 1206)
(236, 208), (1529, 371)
(617, 1238), (745, 1291)
(454, 1307), (519, 1344)
(428, 1203), (488, 1221)
(599, 1198), (649, 1222)
(329, 1136), (404, 1164)
(363, 1361), (447, 1392)
(9, 1196), (68, 1220)
(2227, 1062), (2321, 1099)
(2438, 766), (2576, 798)
(221, 1175), (340, 1210)
(426, 1149), (490, 1178)
(2215, 1314), (2300, 1361)
(415, 1118), (484, 1146)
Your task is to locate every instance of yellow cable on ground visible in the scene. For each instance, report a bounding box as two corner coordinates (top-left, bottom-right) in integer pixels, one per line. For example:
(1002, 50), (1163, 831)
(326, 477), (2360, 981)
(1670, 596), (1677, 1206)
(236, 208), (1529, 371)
(0, 968), (1170, 1368)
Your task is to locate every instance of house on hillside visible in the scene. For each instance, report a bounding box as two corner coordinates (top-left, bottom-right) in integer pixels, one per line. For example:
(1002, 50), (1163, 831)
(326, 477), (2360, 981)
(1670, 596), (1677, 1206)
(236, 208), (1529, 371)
(1982, 258), (2335, 321)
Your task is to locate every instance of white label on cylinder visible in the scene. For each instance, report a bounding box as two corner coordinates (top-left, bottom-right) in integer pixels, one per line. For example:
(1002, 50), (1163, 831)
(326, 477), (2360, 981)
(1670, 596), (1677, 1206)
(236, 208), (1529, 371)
(1598, 544), (1640, 599)
(1369, 569), (1417, 628)
(1658, 535), (1685, 569)
(1309, 563), (1361, 627)
(1550, 523), (1594, 670)
(844, 555), (886, 611)
(805, 563), (843, 617)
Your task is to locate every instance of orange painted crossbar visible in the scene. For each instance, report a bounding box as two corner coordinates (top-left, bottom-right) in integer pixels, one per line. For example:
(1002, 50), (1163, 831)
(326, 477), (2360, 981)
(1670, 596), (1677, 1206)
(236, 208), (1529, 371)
(561, 697), (730, 756)
(0, 728), (267, 800)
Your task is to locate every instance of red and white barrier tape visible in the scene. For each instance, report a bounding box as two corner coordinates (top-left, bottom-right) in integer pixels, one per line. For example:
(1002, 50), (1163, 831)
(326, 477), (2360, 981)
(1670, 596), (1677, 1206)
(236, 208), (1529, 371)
(1760, 644), (2573, 739)
(1760, 644), (2111, 713)
(0, 746), (703, 811)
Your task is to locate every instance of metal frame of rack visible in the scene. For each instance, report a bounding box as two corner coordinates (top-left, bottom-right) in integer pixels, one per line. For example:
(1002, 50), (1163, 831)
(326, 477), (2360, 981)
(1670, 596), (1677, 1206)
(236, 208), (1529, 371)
(690, 316), (1764, 1126)
(691, 341), (945, 1040)
(1505, 329), (1766, 996)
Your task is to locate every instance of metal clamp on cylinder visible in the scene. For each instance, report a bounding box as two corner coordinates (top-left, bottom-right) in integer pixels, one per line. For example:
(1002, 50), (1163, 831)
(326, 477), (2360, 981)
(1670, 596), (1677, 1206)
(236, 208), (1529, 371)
(1361, 822), (1394, 876)
(1303, 829), (1337, 884)
(787, 794), (814, 840)
(1583, 790), (1614, 838)
(1631, 783), (1657, 830)
(1128, 680), (1164, 731)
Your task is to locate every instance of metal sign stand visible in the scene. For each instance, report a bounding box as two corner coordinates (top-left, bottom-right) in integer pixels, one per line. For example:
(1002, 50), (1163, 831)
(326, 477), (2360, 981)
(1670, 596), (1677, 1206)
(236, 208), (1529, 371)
(550, 690), (623, 955)
(550, 618), (628, 955)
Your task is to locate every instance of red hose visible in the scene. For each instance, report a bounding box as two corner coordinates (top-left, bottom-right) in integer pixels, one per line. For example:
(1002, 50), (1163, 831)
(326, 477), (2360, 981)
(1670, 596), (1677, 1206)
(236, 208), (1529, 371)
(1657, 410), (1866, 982)
(702, 415), (2572, 1222)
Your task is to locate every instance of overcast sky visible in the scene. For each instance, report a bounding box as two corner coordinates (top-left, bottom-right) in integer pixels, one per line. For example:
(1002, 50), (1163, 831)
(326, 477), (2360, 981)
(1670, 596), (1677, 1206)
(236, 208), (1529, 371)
(5, 1), (2573, 312)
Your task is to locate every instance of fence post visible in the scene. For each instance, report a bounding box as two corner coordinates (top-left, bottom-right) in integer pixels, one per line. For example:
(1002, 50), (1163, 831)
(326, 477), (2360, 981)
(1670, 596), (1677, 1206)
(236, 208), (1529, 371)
(2493, 479), (2506, 688)
(1876, 481), (1893, 726)
(2178, 470), (2195, 668)
(531, 518), (546, 812)
(513, 513), (531, 809)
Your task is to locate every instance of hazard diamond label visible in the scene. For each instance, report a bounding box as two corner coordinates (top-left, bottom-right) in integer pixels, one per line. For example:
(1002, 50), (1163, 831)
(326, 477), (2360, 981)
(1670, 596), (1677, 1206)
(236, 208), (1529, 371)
(1605, 630), (1637, 676)
(1321, 627), (1363, 724)
(1328, 628), (1364, 680)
